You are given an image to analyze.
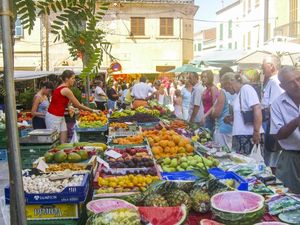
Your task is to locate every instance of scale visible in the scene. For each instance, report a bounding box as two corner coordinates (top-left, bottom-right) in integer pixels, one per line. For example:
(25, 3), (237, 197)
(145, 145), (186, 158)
(20, 129), (59, 144)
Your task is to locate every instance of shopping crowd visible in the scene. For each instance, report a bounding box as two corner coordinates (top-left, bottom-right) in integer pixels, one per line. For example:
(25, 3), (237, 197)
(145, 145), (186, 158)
(30, 55), (300, 194)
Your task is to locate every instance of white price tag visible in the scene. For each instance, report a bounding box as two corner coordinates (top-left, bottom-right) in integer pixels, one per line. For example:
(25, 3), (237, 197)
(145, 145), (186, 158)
(36, 159), (49, 173)
(105, 150), (122, 159)
(97, 156), (110, 168)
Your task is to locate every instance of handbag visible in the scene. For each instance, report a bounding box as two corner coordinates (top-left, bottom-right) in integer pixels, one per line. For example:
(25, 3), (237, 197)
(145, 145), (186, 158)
(239, 88), (268, 124)
(239, 91), (254, 124)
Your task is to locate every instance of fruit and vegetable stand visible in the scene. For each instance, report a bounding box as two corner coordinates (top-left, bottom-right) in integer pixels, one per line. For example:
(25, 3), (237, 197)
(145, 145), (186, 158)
(1, 105), (300, 225)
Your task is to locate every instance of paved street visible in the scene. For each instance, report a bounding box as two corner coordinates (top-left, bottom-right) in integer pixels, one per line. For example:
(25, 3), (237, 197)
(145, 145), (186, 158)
(0, 161), (9, 225)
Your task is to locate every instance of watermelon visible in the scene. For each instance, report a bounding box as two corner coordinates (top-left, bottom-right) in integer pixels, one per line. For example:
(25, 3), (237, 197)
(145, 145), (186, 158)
(211, 191), (265, 225)
(86, 198), (136, 216)
(200, 219), (224, 225)
(254, 223), (288, 225)
(138, 205), (187, 225)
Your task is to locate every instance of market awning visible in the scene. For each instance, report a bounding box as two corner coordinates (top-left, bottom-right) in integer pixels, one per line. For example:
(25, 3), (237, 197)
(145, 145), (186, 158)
(0, 71), (61, 81)
(191, 49), (247, 67)
(236, 42), (300, 67)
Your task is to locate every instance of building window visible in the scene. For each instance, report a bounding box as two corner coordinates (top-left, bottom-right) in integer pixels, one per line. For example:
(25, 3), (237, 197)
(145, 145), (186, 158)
(131, 17), (145, 36)
(255, 0), (259, 7)
(243, 34), (246, 49)
(198, 43), (202, 51)
(248, 31), (251, 49)
(15, 17), (24, 38)
(220, 23), (223, 40)
(194, 44), (197, 51)
(248, 0), (251, 13)
(235, 41), (237, 49)
(228, 43), (232, 49)
(160, 17), (173, 36)
(228, 20), (232, 38)
(219, 44), (223, 49)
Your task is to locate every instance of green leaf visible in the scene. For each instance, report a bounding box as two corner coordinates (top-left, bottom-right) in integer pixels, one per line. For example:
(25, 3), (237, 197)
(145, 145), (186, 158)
(61, 0), (67, 7)
(99, 7), (108, 10)
(51, 24), (62, 30)
(56, 1), (62, 11)
(56, 15), (68, 21)
(17, 6), (28, 14)
(39, 1), (50, 7)
(53, 20), (65, 26)
(51, 3), (57, 12)
(46, 7), (50, 14)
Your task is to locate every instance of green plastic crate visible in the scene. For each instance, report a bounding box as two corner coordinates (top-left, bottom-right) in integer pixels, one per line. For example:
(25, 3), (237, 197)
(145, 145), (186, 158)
(20, 141), (59, 169)
(0, 129), (7, 148)
(77, 131), (107, 143)
(27, 217), (86, 225)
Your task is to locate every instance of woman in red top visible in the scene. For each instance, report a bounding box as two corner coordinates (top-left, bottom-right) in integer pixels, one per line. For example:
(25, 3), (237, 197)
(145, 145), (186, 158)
(46, 70), (98, 143)
(200, 70), (219, 132)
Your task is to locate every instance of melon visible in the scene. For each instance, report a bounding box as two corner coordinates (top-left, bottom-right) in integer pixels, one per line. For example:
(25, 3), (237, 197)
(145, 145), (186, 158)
(254, 223), (288, 225)
(86, 198), (136, 216)
(211, 191), (265, 225)
(200, 219), (224, 225)
(138, 205), (187, 225)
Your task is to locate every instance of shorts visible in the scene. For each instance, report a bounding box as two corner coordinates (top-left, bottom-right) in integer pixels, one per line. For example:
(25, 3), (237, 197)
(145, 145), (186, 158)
(45, 112), (67, 132)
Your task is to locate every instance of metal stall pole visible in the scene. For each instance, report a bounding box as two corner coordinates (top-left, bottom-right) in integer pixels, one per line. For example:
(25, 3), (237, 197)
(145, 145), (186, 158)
(1, 0), (27, 224)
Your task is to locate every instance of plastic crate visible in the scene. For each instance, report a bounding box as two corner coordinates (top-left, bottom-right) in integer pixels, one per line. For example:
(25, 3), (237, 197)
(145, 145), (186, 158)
(0, 148), (7, 161)
(137, 121), (160, 128)
(208, 167), (249, 191)
(75, 124), (108, 132)
(77, 131), (107, 143)
(0, 129), (7, 148)
(20, 128), (33, 137)
(5, 173), (90, 205)
(20, 141), (59, 169)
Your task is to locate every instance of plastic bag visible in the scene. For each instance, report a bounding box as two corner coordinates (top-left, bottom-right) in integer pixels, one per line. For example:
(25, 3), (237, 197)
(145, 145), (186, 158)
(249, 144), (264, 163)
(70, 131), (79, 143)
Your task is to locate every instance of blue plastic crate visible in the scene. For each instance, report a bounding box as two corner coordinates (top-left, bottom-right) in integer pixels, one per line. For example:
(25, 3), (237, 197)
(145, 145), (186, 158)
(0, 149), (7, 161)
(208, 167), (248, 191)
(5, 173), (90, 204)
(75, 124), (108, 132)
(20, 128), (33, 137)
(161, 171), (197, 181)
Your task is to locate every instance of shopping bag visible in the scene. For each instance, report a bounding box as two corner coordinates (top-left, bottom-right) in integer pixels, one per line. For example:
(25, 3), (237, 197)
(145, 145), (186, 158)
(70, 131), (79, 143)
(249, 144), (264, 163)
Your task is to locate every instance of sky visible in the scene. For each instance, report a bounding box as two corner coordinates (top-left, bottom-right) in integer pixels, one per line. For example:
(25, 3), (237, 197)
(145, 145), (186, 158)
(194, 0), (235, 32)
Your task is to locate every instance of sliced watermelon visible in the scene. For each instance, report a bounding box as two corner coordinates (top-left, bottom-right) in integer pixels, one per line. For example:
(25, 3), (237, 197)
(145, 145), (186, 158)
(200, 219), (224, 225)
(138, 205), (187, 225)
(86, 198), (136, 216)
(254, 223), (288, 225)
(211, 191), (265, 225)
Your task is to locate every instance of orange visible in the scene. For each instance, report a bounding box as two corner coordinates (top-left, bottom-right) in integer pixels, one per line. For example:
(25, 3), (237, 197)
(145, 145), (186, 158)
(164, 147), (170, 153)
(168, 141), (175, 147)
(185, 144), (194, 153)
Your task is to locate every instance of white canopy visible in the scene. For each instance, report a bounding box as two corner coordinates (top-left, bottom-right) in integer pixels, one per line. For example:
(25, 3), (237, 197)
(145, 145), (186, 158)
(236, 42), (300, 66)
(191, 49), (247, 67)
(0, 71), (61, 81)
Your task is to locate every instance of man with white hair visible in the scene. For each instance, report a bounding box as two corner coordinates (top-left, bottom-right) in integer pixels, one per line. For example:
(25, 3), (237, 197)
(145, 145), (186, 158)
(261, 55), (284, 173)
(270, 66), (300, 194)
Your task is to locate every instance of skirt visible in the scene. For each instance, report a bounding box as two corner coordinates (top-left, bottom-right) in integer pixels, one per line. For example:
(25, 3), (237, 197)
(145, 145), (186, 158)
(232, 134), (264, 156)
(32, 116), (46, 129)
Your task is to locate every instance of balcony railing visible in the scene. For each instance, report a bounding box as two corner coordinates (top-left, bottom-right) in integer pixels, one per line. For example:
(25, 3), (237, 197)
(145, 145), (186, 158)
(108, 0), (194, 4)
(274, 21), (300, 38)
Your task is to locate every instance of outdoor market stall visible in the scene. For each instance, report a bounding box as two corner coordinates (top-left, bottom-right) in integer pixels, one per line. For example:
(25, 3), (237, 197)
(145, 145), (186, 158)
(1, 103), (299, 225)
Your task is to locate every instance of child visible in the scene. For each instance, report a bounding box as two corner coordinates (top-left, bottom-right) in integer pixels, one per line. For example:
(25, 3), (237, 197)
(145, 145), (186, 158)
(173, 89), (183, 119)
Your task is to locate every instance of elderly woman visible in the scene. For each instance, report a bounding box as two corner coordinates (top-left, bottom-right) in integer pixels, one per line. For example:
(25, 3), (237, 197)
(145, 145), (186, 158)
(221, 72), (264, 155)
